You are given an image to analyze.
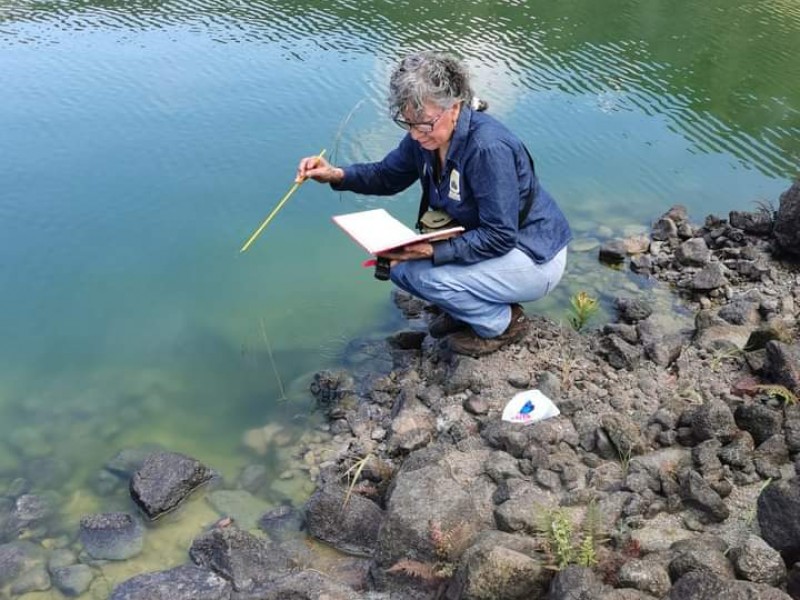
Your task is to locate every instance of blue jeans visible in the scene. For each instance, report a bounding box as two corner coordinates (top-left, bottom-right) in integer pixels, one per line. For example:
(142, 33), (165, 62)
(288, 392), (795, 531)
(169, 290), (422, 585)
(390, 247), (567, 338)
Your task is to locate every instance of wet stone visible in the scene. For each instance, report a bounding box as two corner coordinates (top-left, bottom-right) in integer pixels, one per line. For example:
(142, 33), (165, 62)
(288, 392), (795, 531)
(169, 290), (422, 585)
(51, 564), (95, 597)
(464, 395), (489, 415)
(10, 563), (51, 595)
(79, 512), (144, 561)
(189, 526), (293, 592)
(0, 541), (44, 587)
(14, 493), (53, 523)
(130, 451), (213, 520)
(258, 505), (302, 540)
(109, 564), (231, 600)
(690, 262), (728, 291)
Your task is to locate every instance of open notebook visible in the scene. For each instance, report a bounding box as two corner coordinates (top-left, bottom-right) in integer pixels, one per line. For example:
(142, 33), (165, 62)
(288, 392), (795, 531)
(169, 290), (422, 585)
(332, 208), (464, 255)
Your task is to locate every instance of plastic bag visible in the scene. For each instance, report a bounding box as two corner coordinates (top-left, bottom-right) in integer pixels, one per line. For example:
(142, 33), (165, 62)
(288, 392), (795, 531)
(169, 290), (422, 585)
(501, 389), (560, 424)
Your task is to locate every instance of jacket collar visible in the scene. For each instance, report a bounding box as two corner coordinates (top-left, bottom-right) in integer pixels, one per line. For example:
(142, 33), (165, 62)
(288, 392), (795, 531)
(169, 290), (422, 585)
(445, 102), (472, 167)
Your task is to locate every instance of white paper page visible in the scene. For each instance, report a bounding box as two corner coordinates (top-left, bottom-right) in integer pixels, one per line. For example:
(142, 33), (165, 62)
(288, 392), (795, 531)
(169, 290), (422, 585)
(333, 208), (465, 255)
(333, 209), (418, 254)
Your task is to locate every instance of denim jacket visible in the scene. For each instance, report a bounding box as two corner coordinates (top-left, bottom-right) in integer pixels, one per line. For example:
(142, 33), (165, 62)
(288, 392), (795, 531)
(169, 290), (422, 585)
(332, 105), (572, 265)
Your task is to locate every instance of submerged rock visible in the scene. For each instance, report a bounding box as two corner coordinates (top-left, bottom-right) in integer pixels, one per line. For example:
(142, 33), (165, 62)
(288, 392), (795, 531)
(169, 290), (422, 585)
(245, 570), (361, 600)
(79, 512), (144, 560)
(109, 564), (231, 600)
(50, 564), (95, 597)
(189, 526), (293, 592)
(0, 541), (45, 587)
(130, 451), (212, 520)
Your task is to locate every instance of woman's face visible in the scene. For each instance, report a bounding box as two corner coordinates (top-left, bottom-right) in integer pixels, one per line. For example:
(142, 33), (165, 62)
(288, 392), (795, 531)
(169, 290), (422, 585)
(402, 100), (459, 152)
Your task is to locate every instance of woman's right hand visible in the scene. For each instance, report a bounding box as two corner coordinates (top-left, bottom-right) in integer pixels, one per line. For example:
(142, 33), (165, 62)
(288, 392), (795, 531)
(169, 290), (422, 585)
(296, 156), (344, 184)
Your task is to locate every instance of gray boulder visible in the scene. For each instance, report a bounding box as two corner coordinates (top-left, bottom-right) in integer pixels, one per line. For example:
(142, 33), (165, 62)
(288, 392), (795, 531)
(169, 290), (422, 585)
(669, 570), (792, 599)
(730, 534), (786, 586)
(679, 470), (729, 522)
(614, 297), (654, 323)
(690, 263), (728, 291)
(730, 210), (773, 235)
(601, 334), (642, 370)
(757, 478), (800, 559)
(669, 537), (734, 581)
(546, 565), (607, 599)
(774, 179), (800, 255)
(189, 526), (293, 592)
(236, 570), (359, 600)
(763, 341), (800, 393)
(305, 484), (383, 557)
(676, 238), (712, 266)
(130, 451), (212, 520)
(375, 450), (493, 568)
(79, 512), (144, 560)
(691, 401), (737, 444)
(447, 541), (545, 600)
(734, 403), (783, 446)
(617, 558), (671, 597)
(109, 564), (231, 600)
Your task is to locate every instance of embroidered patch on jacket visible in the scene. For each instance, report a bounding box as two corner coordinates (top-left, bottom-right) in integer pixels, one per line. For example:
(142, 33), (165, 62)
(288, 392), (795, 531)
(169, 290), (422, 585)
(448, 169), (461, 201)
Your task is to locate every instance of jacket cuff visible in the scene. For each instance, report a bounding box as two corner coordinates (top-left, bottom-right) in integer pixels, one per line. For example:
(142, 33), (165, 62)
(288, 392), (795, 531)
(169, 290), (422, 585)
(329, 166), (351, 191)
(432, 239), (456, 265)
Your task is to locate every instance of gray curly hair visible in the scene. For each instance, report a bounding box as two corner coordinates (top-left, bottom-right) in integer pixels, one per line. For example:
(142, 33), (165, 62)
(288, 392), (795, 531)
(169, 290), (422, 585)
(388, 51), (473, 119)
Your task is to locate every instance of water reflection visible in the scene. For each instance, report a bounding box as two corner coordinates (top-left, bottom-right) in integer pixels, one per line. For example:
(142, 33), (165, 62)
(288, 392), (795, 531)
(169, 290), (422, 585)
(3, 0), (797, 176)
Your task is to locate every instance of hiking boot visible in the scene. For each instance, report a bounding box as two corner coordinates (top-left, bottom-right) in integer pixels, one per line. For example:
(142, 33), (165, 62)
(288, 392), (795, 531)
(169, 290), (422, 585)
(449, 304), (529, 357)
(429, 312), (468, 338)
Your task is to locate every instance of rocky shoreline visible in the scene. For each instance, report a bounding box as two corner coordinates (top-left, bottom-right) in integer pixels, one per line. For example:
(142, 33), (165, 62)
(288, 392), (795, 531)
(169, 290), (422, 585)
(2, 180), (799, 599)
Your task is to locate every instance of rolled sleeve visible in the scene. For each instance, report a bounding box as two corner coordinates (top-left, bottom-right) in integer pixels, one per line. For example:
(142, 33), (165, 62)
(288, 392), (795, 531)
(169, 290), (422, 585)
(432, 239), (456, 265)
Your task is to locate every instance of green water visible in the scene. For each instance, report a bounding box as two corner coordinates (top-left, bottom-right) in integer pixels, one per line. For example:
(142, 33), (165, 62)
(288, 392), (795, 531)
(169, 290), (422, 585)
(1, 0), (798, 595)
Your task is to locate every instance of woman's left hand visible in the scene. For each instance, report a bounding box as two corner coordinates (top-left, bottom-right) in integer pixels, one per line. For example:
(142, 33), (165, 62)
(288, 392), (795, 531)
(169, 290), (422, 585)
(378, 242), (434, 265)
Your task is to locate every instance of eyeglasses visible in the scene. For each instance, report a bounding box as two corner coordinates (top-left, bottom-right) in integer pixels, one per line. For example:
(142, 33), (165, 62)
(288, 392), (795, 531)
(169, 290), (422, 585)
(393, 110), (446, 133)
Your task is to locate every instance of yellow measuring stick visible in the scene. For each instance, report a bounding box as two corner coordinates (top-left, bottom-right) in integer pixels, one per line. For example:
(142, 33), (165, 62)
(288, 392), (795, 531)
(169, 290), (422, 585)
(239, 148), (327, 253)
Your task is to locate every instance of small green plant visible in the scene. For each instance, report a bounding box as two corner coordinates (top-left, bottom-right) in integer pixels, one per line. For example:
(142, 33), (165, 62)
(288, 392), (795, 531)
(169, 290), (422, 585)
(577, 534), (598, 567)
(567, 291), (600, 332)
(538, 502), (605, 571)
(755, 384), (798, 405)
(617, 444), (633, 475)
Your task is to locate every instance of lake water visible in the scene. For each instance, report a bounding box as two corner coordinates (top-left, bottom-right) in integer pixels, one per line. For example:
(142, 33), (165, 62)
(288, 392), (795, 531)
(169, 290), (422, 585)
(1, 0), (798, 595)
